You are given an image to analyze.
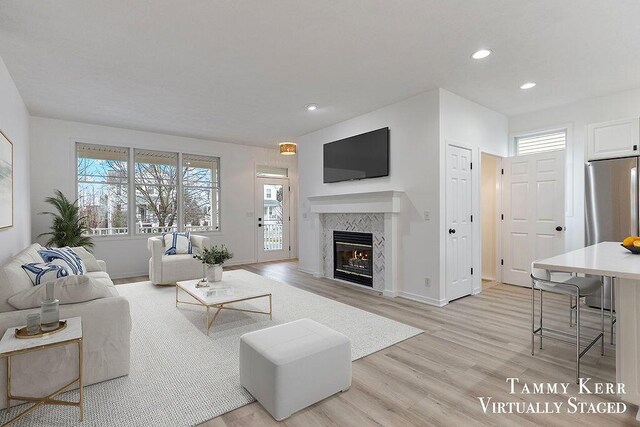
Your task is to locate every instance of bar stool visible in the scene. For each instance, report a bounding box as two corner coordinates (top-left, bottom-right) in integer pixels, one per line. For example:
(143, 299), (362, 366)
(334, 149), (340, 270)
(531, 263), (605, 383)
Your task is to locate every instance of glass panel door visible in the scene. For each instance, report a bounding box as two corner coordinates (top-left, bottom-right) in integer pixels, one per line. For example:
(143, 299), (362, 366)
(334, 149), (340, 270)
(256, 177), (290, 262)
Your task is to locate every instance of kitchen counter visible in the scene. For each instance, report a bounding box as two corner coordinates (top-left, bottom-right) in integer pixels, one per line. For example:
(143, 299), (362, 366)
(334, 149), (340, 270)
(534, 241), (640, 280)
(534, 241), (640, 420)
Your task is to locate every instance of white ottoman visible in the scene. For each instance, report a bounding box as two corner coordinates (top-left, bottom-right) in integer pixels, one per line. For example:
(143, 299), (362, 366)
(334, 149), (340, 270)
(239, 318), (352, 420)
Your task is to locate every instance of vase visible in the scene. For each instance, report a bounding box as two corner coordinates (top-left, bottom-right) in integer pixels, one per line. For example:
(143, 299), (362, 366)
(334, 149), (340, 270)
(206, 264), (223, 283)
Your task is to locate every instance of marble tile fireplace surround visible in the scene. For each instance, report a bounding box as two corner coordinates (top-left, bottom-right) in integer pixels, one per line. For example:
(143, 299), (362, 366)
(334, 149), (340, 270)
(306, 191), (403, 297)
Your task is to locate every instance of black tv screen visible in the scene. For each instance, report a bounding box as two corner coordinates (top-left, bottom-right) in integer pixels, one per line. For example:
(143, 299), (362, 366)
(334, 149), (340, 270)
(323, 127), (389, 183)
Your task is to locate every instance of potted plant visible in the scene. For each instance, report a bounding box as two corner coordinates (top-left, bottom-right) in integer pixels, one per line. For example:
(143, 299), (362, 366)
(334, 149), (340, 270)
(193, 244), (233, 284)
(39, 190), (94, 249)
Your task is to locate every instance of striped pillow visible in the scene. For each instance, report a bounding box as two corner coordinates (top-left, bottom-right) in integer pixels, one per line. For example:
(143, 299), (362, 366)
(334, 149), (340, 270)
(22, 262), (70, 286)
(38, 247), (86, 275)
(162, 232), (192, 255)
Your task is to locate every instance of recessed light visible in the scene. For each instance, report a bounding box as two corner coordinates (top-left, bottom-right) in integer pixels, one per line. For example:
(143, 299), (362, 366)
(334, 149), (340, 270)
(520, 82), (536, 90)
(305, 103), (318, 111)
(471, 49), (492, 59)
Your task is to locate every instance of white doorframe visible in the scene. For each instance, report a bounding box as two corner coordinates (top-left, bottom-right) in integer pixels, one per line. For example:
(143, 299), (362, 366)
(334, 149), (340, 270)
(479, 152), (503, 284)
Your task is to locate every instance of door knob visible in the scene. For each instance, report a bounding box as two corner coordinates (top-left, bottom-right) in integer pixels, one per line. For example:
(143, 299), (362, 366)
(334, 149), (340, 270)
(258, 224), (263, 227)
(448, 228), (456, 234)
(555, 226), (564, 231)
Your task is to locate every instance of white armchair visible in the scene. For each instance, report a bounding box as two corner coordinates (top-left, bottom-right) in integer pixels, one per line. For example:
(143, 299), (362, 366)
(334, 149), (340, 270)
(148, 234), (211, 285)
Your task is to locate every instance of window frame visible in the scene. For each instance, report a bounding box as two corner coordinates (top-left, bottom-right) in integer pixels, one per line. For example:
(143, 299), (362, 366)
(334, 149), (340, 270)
(182, 153), (221, 233)
(75, 141), (222, 239)
(512, 127), (568, 156)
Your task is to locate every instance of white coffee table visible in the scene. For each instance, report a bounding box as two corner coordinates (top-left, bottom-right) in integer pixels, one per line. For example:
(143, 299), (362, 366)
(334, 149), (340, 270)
(176, 278), (272, 335)
(0, 317), (83, 426)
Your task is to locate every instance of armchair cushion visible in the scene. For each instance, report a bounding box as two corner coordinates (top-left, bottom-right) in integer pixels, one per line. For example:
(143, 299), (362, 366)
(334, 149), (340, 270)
(162, 231), (192, 255)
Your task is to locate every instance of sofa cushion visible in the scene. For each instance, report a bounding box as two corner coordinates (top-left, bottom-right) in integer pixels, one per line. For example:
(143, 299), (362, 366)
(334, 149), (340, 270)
(38, 247), (87, 275)
(21, 261), (72, 286)
(85, 271), (119, 296)
(162, 232), (192, 255)
(70, 246), (102, 272)
(0, 244), (44, 313)
(8, 275), (114, 309)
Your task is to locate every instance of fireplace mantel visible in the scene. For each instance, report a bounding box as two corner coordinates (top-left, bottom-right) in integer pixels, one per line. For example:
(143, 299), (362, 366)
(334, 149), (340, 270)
(307, 191), (403, 214)
(305, 191), (402, 297)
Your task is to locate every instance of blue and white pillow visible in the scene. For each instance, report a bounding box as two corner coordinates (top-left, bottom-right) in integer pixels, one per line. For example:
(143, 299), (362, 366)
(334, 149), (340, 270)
(38, 247), (86, 275)
(162, 232), (192, 255)
(22, 262), (70, 286)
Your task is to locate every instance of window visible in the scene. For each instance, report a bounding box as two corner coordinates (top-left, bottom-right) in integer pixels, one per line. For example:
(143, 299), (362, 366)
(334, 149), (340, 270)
(256, 165), (288, 178)
(183, 154), (220, 232)
(76, 143), (221, 236)
(135, 149), (178, 234)
(515, 130), (566, 155)
(77, 144), (129, 236)
(266, 189), (272, 198)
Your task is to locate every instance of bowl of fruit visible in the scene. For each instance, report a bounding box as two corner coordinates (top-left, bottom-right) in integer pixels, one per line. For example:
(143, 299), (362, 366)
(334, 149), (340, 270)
(622, 236), (640, 254)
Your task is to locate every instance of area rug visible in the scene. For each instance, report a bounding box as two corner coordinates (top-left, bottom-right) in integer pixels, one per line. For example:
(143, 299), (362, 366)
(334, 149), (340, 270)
(1, 269), (422, 426)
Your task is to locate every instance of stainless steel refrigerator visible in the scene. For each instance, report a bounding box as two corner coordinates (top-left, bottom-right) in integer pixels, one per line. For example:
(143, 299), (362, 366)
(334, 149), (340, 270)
(585, 156), (638, 309)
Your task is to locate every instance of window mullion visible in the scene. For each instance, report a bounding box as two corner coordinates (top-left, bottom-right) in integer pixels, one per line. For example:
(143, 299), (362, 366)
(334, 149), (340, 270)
(128, 147), (135, 236)
(177, 152), (184, 232)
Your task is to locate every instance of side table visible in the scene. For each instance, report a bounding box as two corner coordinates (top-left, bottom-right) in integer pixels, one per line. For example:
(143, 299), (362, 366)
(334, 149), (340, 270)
(0, 317), (83, 426)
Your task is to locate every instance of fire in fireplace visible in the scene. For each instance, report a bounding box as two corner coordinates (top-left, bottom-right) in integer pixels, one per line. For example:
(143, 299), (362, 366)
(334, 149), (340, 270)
(333, 231), (373, 287)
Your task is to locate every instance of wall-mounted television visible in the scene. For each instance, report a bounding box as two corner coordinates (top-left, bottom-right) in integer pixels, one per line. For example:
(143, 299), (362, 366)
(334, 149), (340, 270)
(323, 127), (389, 183)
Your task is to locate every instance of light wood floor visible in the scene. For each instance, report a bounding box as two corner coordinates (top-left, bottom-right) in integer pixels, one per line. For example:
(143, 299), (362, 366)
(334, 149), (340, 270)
(118, 262), (639, 426)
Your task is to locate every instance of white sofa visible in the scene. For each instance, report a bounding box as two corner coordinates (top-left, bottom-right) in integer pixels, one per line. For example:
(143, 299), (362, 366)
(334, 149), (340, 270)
(148, 234), (210, 285)
(0, 244), (131, 409)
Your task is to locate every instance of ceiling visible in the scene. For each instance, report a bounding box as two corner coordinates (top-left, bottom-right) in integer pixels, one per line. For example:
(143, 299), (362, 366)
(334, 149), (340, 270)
(1, 0), (639, 147)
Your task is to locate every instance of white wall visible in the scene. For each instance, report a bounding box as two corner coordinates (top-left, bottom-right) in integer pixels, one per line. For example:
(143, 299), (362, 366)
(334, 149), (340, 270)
(29, 117), (297, 278)
(0, 57), (30, 265)
(439, 89), (508, 299)
(298, 91), (442, 304)
(509, 87), (640, 251)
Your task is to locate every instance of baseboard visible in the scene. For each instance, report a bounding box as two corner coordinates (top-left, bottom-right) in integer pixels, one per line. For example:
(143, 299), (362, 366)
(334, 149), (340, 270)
(382, 289), (398, 298)
(472, 286), (482, 295)
(482, 276), (496, 281)
(296, 266), (323, 277)
(109, 271), (149, 280)
(398, 291), (447, 307)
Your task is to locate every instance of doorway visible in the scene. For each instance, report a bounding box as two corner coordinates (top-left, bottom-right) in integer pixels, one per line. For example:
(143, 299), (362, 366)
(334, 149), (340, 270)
(255, 177), (291, 262)
(481, 153), (502, 286)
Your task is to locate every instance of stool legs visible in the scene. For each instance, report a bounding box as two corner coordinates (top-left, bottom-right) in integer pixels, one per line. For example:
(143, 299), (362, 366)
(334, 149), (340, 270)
(539, 288), (543, 349)
(576, 289), (580, 384)
(531, 277), (535, 356)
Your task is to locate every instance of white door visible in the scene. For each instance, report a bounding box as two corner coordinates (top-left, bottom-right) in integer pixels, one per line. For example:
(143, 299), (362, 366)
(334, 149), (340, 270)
(256, 178), (290, 262)
(502, 151), (565, 286)
(446, 145), (473, 301)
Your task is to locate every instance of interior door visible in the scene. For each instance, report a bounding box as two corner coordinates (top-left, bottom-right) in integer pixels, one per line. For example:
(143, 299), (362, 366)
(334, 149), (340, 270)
(502, 150), (565, 286)
(256, 177), (290, 262)
(446, 144), (473, 301)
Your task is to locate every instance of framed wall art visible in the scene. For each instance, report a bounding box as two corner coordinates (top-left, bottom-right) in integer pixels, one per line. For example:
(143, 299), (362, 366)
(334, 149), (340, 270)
(0, 130), (13, 230)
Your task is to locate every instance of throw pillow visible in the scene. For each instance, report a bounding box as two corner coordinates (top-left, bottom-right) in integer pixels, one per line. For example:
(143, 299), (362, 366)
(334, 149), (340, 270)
(21, 262), (70, 286)
(70, 246), (102, 272)
(38, 247), (87, 275)
(162, 231), (192, 255)
(8, 275), (113, 309)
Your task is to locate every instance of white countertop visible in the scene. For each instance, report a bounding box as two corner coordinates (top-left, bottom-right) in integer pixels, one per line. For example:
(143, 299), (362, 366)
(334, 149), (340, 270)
(533, 241), (640, 280)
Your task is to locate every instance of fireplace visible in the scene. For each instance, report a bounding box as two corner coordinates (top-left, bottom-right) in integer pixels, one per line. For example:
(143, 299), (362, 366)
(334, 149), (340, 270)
(333, 231), (373, 287)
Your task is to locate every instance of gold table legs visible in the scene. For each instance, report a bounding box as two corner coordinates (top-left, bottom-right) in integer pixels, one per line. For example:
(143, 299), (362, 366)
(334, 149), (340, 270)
(176, 287), (273, 335)
(2, 339), (83, 426)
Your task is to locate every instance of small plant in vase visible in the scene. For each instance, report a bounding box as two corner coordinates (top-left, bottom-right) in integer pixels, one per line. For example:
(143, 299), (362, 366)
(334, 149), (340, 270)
(193, 245), (233, 285)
